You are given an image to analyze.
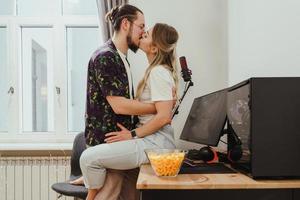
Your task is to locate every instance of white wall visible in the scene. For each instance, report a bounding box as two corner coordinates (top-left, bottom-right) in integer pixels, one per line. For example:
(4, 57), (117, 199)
(228, 0), (300, 86)
(129, 0), (228, 149)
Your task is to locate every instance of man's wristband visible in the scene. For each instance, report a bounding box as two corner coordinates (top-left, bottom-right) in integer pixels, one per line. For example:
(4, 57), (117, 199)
(130, 129), (137, 138)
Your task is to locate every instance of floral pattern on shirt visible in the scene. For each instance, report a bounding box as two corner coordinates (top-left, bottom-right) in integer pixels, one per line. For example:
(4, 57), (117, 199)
(84, 39), (137, 146)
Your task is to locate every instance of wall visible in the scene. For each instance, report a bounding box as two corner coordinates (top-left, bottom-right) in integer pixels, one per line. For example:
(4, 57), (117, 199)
(129, 0), (228, 149)
(228, 0), (300, 86)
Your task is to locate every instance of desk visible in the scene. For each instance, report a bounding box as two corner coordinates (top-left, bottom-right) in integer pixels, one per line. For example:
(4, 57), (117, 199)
(137, 164), (300, 200)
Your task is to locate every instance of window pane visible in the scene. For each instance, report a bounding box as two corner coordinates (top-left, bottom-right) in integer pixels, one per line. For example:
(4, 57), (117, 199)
(63, 0), (97, 15)
(0, 27), (8, 132)
(0, 0), (14, 15)
(67, 27), (100, 132)
(22, 27), (54, 132)
(17, 0), (60, 16)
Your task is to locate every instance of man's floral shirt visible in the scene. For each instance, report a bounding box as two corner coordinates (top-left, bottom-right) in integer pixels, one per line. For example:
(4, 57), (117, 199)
(84, 39), (136, 146)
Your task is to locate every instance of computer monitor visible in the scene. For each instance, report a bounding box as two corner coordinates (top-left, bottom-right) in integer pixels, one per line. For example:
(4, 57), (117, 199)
(180, 89), (227, 146)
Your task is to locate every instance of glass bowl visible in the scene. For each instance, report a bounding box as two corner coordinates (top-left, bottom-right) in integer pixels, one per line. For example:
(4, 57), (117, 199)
(145, 149), (187, 177)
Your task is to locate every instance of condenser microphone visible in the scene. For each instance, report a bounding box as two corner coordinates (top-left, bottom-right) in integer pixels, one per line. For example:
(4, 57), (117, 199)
(172, 56), (194, 118)
(179, 56), (192, 82)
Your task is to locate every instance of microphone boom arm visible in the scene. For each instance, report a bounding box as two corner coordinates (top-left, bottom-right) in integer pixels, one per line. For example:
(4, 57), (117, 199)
(172, 80), (194, 119)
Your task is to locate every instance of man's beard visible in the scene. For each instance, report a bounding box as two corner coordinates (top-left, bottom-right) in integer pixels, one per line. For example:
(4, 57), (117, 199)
(127, 28), (139, 53)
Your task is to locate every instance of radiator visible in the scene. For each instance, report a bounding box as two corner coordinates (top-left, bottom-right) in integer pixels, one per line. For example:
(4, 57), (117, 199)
(0, 156), (74, 200)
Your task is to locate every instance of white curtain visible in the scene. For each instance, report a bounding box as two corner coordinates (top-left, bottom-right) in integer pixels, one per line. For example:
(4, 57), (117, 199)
(96, 0), (128, 41)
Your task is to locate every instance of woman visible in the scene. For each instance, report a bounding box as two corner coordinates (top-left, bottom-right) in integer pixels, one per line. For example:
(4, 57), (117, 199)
(80, 23), (179, 200)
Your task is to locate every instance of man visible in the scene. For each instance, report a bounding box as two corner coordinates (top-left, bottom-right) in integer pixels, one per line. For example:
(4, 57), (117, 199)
(83, 4), (156, 200)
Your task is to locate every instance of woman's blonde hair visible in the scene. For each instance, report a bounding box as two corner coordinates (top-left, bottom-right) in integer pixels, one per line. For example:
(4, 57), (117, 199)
(136, 23), (179, 100)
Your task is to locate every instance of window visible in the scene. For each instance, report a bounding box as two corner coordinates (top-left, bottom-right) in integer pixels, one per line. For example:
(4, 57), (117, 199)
(67, 27), (101, 132)
(0, 0), (14, 15)
(0, 0), (102, 143)
(21, 27), (55, 132)
(17, 0), (61, 16)
(63, 0), (98, 15)
(0, 27), (8, 132)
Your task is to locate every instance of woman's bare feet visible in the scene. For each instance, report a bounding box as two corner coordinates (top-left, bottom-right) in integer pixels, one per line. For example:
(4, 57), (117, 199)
(70, 176), (84, 185)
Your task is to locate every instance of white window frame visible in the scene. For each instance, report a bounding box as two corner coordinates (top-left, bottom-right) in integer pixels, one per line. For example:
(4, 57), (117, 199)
(0, 15), (101, 147)
(0, 21), (11, 135)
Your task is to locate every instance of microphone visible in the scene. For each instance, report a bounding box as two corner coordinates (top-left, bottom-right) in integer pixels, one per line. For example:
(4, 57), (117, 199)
(172, 56), (194, 118)
(179, 56), (192, 82)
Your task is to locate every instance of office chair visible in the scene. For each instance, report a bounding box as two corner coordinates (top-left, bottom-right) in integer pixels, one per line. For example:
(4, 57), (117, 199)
(51, 132), (88, 199)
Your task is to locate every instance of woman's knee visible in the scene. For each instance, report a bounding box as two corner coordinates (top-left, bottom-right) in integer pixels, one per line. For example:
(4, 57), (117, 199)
(80, 147), (96, 169)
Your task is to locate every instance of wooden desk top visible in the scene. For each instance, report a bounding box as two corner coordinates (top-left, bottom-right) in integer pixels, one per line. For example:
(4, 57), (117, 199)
(137, 164), (300, 190)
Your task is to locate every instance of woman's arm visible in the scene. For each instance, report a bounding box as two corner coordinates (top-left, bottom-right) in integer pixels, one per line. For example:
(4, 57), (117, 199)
(134, 100), (173, 137)
(104, 66), (175, 143)
(104, 100), (173, 143)
(106, 96), (156, 115)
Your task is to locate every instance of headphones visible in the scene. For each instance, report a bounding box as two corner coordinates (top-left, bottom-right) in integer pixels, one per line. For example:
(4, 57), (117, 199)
(187, 122), (243, 163)
(226, 123), (243, 162)
(227, 144), (242, 162)
(187, 146), (218, 162)
(188, 145), (242, 163)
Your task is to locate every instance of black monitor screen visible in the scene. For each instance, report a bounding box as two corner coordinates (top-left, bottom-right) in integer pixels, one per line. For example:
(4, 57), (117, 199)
(180, 89), (227, 146)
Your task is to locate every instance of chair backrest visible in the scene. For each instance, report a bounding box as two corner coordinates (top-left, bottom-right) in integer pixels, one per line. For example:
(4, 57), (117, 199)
(70, 132), (86, 177)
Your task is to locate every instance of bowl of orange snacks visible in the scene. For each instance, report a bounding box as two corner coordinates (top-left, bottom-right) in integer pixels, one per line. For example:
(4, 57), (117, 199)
(145, 149), (187, 177)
